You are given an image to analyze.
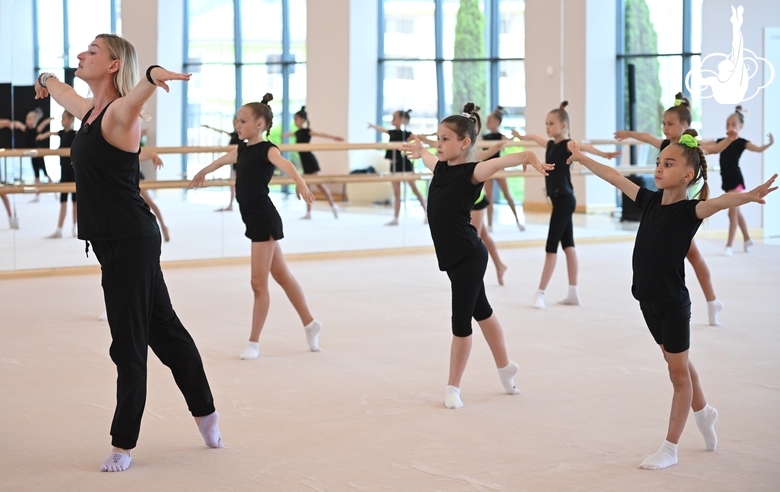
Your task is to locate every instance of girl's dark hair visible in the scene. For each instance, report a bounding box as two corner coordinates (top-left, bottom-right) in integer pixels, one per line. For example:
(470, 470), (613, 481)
(490, 105), (506, 124)
(665, 92), (692, 125)
(244, 93), (274, 137)
(732, 105), (745, 125)
(549, 101), (570, 129)
(394, 109), (412, 122)
(673, 129), (709, 201)
(441, 102), (482, 148)
(294, 106), (308, 126)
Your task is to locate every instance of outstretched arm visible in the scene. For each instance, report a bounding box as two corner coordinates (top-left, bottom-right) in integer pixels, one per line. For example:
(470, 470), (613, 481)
(511, 129), (548, 148)
(309, 130), (344, 141)
(368, 123), (389, 134)
(614, 130), (664, 149)
(475, 141), (505, 161)
(110, 67), (191, 130)
(201, 124), (231, 135)
(34, 78), (92, 121)
(401, 135), (438, 171)
(578, 143), (621, 159)
(188, 149), (239, 188)
(745, 133), (774, 152)
(568, 141), (640, 201)
(700, 129), (738, 154)
(695, 174), (778, 219)
(35, 117), (53, 133)
(36, 130), (56, 141)
(267, 146), (315, 204)
(472, 151), (553, 184)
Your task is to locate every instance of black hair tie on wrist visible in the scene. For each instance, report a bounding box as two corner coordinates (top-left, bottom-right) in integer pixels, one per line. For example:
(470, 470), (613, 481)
(146, 65), (162, 86)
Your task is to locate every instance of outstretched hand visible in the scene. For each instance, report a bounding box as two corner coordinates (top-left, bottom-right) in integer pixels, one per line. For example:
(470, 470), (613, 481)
(401, 135), (425, 160)
(149, 67), (192, 93)
(567, 140), (584, 164)
(34, 81), (49, 100)
(726, 128), (739, 141)
(520, 151), (553, 175)
(768, 133), (774, 146)
(604, 150), (622, 159)
(746, 174), (778, 204)
(188, 171), (207, 189)
(296, 182), (316, 204)
(613, 130), (630, 141)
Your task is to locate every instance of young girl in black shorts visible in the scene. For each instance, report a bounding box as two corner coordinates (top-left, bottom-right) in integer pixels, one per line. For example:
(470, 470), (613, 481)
(714, 105), (774, 256)
(513, 101), (619, 309)
(190, 94), (323, 360)
(403, 103), (553, 409)
(37, 110), (78, 237)
(369, 109), (427, 225)
(480, 106), (524, 231)
(568, 131), (777, 470)
(282, 106), (342, 219)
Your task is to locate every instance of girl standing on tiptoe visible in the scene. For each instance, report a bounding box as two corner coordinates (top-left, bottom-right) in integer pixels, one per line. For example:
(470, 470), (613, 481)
(282, 106), (343, 219)
(190, 94), (323, 360)
(480, 106), (524, 231)
(615, 92), (735, 326)
(513, 101), (620, 309)
(714, 106), (774, 256)
(403, 102), (553, 409)
(568, 132), (777, 470)
(369, 109), (428, 225)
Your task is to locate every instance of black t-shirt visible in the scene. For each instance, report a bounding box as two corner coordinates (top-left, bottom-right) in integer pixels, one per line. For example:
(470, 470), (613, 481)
(631, 188), (702, 303)
(717, 137), (748, 190)
(294, 128), (315, 161)
(70, 101), (158, 241)
(482, 132), (503, 160)
(544, 139), (573, 197)
(386, 129), (411, 162)
(427, 161), (484, 271)
(660, 139), (671, 152)
(228, 132), (242, 145)
(235, 140), (279, 224)
(58, 129), (76, 168)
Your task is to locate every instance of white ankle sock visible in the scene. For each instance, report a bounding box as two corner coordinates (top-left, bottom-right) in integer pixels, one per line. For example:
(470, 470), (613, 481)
(497, 362), (521, 394)
(445, 385), (464, 409)
(707, 299), (723, 326)
(332, 204), (339, 218)
(100, 451), (131, 472)
(239, 342), (260, 359)
(723, 246), (733, 257)
(198, 411), (224, 448)
(639, 440), (678, 470)
(533, 290), (546, 309)
(304, 319), (322, 352)
(694, 404), (718, 451)
(744, 239), (754, 253)
(559, 285), (581, 305)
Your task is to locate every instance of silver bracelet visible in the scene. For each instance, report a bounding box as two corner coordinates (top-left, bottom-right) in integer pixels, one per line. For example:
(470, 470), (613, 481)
(37, 72), (58, 88)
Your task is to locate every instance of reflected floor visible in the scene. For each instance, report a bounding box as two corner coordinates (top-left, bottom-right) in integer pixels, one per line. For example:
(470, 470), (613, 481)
(2, 187), (640, 271)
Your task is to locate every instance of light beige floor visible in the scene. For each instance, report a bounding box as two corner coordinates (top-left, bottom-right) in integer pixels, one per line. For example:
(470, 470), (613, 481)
(1, 238), (778, 490)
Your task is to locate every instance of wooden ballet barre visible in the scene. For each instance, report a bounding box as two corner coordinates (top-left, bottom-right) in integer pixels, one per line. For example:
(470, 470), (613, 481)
(0, 139), (641, 159)
(0, 165), (660, 195)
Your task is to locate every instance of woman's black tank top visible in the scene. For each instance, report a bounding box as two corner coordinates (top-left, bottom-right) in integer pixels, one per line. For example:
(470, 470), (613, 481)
(70, 100), (159, 241)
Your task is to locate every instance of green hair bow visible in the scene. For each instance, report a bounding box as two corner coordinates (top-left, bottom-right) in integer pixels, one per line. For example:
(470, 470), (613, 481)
(674, 99), (682, 106)
(679, 134), (698, 148)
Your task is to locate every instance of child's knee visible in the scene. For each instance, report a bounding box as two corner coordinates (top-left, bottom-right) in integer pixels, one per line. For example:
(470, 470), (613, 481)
(452, 322), (473, 338)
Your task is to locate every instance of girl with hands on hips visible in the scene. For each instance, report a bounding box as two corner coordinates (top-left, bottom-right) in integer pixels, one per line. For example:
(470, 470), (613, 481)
(189, 94), (323, 361)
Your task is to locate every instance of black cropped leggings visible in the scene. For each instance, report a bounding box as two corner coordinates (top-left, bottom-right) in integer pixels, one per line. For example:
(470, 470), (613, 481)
(445, 243), (494, 337)
(91, 234), (216, 450)
(545, 194), (576, 253)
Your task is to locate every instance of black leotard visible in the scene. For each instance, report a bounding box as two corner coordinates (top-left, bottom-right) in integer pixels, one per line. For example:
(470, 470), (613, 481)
(386, 129), (413, 172)
(544, 139), (573, 197)
(235, 140), (284, 242)
(482, 132), (503, 160)
(294, 128), (320, 174)
(716, 137), (748, 192)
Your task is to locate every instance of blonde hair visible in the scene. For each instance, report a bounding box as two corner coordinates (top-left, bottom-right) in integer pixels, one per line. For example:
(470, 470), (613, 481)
(95, 33), (150, 121)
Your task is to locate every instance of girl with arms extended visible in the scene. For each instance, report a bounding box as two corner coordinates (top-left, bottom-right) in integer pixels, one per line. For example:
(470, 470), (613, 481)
(403, 103), (553, 409)
(282, 106), (342, 219)
(369, 109), (428, 225)
(568, 131), (776, 470)
(37, 110), (78, 237)
(714, 106), (774, 256)
(615, 93), (733, 325)
(35, 34), (223, 472)
(480, 106), (524, 231)
(513, 101), (620, 309)
(190, 94), (323, 360)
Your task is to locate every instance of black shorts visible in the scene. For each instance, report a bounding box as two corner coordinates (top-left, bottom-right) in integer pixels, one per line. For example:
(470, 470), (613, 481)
(639, 298), (691, 354)
(390, 157), (414, 173)
(300, 152), (320, 174)
(242, 210), (284, 242)
(473, 195), (489, 211)
(32, 157), (48, 179)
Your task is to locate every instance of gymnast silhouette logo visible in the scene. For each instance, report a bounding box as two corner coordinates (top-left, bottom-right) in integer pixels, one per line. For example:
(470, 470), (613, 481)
(685, 5), (775, 104)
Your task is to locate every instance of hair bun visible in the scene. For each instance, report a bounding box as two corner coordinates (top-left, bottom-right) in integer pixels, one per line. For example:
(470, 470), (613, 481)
(300, 106), (306, 112)
(735, 105), (745, 113)
(495, 105), (505, 114)
(682, 128), (699, 138)
(559, 101), (569, 110)
(262, 93), (274, 104)
(462, 102), (481, 115)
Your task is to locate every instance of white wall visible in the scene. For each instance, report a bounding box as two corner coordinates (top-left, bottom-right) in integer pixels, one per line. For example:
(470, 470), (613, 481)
(701, 0), (780, 232)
